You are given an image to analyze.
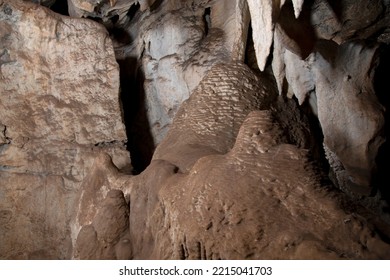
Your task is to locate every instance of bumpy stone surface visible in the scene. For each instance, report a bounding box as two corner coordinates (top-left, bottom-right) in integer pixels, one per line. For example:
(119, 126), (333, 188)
(0, 0), (128, 259)
(153, 62), (277, 172)
(75, 62), (390, 259)
(2, 0), (390, 260)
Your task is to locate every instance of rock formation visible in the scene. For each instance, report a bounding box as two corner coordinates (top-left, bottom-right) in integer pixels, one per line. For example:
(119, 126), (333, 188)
(1, 0), (389, 259)
(75, 62), (390, 259)
(0, 0), (129, 259)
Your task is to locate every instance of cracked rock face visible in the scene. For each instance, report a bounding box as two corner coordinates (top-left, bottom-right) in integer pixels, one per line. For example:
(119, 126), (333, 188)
(0, 0), (129, 259)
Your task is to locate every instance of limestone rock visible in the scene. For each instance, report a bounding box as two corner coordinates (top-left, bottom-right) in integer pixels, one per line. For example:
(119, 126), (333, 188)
(271, 29), (287, 95)
(153, 62), (277, 172)
(0, 2), (125, 144)
(0, 0), (128, 259)
(124, 0), (256, 147)
(269, 0), (388, 196)
(284, 50), (315, 105)
(246, 0), (274, 71)
(75, 190), (132, 260)
(139, 8), (205, 143)
(314, 41), (385, 195)
(292, 0), (304, 18)
(210, 0), (250, 61)
(75, 61), (390, 259)
(2, 0), (390, 261)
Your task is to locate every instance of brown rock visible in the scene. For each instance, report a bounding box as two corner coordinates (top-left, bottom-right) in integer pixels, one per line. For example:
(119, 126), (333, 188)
(75, 61), (390, 260)
(0, 0), (129, 259)
(153, 62), (277, 172)
(2, 0), (390, 261)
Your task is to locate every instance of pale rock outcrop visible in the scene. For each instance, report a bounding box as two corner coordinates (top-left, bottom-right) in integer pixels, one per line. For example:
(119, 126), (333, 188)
(246, 0), (274, 71)
(139, 8), (206, 143)
(246, 0), (307, 71)
(272, 39), (385, 195)
(0, 0), (128, 259)
(292, 0), (304, 18)
(119, 0), (256, 146)
(314, 41), (385, 195)
(75, 62), (390, 259)
(210, 0), (250, 61)
(270, 0), (389, 196)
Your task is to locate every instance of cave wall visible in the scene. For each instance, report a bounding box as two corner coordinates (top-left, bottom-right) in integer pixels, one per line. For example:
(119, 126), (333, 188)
(0, 0), (129, 259)
(0, 0), (389, 259)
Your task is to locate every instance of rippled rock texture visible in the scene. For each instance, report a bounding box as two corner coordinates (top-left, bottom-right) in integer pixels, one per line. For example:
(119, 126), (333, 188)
(75, 62), (390, 259)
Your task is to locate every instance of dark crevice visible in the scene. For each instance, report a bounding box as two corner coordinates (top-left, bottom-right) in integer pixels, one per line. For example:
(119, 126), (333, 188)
(373, 44), (390, 205)
(203, 7), (211, 36)
(127, 2), (140, 22)
(244, 22), (260, 73)
(179, 244), (186, 260)
(108, 27), (132, 46)
(150, 0), (164, 12)
(110, 14), (119, 25)
(50, 0), (69, 16)
(87, 15), (103, 23)
(118, 57), (154, 175)
(277, 0), (317, 58)
(300, 95), (330, 176)
(325, 0), (344, 21)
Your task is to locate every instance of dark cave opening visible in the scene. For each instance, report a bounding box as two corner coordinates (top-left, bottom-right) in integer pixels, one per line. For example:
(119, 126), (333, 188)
(127, 2), (141, 22)
(203, 7), (211, 36)
(244, 23), (260, 73)
(373, 44), (390, 206)
(50, 0), (69, 16)
(117, 58), (155, 175)
(82, 4), (153, 174)
(110, 14), (119, 25)
(300, 94), (331, 178)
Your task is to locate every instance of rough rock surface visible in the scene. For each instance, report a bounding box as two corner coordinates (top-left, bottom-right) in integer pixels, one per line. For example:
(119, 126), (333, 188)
(108, 0), (260, 173)
(0, 0), (128, 259)
(314, 41), (385, 195)
(75, 62), (390, 259)
(1, 0), (390, 260)
(271, 0), (389, 196)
